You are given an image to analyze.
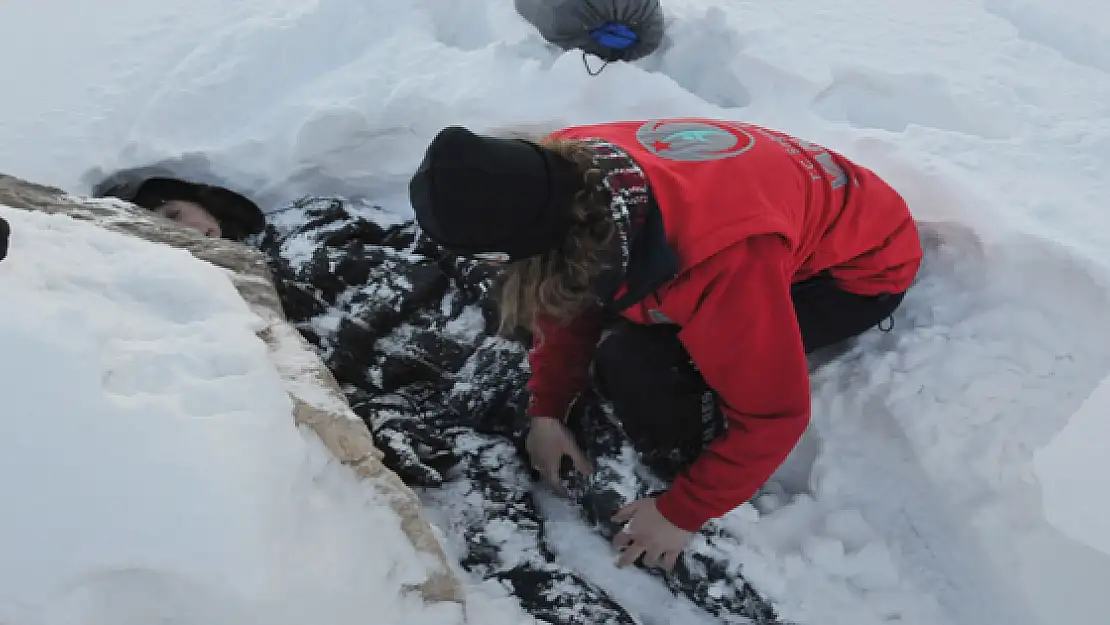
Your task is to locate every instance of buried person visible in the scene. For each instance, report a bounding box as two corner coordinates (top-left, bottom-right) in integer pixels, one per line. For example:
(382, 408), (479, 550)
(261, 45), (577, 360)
(95, 174), (267, 242)
(408, 117), (924, 571)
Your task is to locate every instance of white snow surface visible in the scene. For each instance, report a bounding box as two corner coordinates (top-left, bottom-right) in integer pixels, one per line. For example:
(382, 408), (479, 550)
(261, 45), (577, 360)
(0, 207), (535, 625)
(2, 0), (1110, 624)
(1036, 374), (1110, 558)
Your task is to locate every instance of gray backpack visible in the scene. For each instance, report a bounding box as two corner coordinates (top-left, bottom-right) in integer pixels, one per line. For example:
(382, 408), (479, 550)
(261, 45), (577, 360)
(516, 0), (665, 64)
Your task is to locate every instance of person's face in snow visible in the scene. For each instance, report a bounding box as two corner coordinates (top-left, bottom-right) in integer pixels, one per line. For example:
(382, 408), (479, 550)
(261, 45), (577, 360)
(155, 200), (222, 238)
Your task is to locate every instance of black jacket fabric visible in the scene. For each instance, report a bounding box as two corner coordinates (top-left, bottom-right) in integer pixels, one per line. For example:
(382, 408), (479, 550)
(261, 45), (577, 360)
(255, 196), (782, 625)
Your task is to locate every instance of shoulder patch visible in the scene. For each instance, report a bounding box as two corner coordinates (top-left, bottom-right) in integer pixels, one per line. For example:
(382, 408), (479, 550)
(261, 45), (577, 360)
(636, 119), (756, 162)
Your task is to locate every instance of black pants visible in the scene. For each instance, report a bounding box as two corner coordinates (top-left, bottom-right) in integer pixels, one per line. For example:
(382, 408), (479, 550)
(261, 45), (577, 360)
(591, 273), (906, 479)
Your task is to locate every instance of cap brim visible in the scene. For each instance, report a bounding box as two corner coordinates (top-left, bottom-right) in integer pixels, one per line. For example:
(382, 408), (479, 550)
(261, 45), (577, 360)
(134, 177), (265, 237)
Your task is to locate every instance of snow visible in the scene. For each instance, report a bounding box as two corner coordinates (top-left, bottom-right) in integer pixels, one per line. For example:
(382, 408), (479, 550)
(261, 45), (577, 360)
(0, 207), (535, 625)
(1035, 374), (1110, 555)
(2, 0), (1110, 624)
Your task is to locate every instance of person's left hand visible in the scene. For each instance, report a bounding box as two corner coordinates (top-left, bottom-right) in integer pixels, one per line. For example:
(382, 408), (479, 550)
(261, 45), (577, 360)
(611, 497), (693, 571)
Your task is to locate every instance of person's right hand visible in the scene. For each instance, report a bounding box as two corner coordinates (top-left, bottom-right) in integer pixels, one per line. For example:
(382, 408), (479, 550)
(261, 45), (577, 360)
(526, 416), (594, 494)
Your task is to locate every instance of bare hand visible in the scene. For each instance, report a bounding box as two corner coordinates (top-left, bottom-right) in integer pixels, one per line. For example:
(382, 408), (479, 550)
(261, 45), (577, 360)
(611, 498), (693, 571)
(525, 416), (594, 493)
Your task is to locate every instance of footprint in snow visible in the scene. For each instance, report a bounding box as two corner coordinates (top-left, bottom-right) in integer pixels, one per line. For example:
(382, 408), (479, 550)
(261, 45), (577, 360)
(982, 0), (1110, 74)
(422, 0), (538, 53)
(38, 567), (259, 625)
(812, 69), (1012, 139)
(638, 7), (753, 110)
(101, 340), (260, 419)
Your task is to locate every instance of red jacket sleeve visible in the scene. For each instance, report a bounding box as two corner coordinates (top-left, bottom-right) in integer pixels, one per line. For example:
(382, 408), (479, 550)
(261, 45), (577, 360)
(655, 236), (811, 532)
(525, 309), (605, 420)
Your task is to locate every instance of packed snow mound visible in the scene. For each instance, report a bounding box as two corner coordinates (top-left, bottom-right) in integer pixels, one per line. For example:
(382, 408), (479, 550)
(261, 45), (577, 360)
(0, 172), (466, 605)
(0, 205), (535, 625)
(1026, 373), (1110, 624)
(1036, 374), (1110, 556)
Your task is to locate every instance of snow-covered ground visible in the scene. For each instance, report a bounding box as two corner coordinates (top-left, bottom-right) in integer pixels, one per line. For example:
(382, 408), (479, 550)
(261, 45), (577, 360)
(2, 0), (1110, 624)
(0, 207), (536, 625)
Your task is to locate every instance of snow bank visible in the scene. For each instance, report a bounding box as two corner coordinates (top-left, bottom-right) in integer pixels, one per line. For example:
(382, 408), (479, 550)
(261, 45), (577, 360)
(0, 173), (466, 604)
(1036, 374), (1110, 557)
(0, 203), (536, 625)
(1018, 374), (1110, 624)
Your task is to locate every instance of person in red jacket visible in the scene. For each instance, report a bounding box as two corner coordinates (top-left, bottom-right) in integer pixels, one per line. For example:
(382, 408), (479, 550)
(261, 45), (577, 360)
(408, 118), (923, 572)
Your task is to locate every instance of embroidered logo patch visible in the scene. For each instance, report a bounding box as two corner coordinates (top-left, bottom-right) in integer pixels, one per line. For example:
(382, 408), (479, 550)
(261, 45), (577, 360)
(636, 119), (756, 162)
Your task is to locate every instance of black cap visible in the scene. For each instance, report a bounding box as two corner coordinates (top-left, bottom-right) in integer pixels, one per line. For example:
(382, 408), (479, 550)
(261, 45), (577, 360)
(131, 178), (265, 241)
(409, 126), (583, 261)
(96, 174), (265, 242)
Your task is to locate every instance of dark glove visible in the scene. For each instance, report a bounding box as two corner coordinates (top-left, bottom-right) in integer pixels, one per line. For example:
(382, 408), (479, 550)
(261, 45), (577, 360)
(0, 216), (9, 262)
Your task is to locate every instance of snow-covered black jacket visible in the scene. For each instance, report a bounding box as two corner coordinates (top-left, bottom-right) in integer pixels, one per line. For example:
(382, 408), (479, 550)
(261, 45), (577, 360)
(253, 196), (533, 487)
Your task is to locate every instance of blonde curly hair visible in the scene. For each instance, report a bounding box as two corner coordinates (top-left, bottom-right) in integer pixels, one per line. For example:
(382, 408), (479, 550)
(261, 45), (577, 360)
(495, 136), (616, 335)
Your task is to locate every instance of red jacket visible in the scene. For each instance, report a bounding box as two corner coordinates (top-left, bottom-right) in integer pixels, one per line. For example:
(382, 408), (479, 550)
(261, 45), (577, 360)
(526, 119), (922, 531)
